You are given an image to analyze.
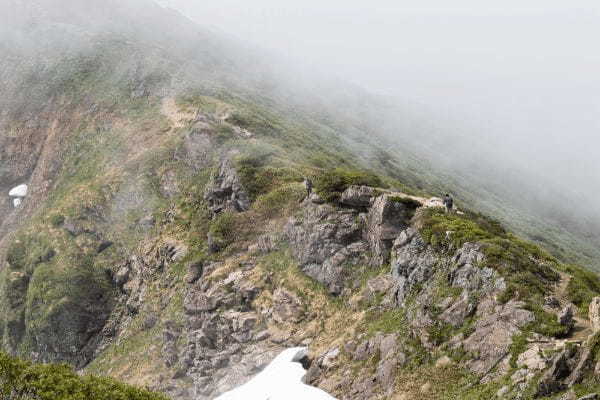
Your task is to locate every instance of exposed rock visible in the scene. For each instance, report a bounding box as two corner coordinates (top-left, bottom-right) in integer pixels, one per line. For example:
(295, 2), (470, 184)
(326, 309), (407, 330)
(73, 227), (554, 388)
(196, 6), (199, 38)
(545, 296), (561, 309)
(272, 288), (304, 324)
(537, 346), (578, 396)
(449, 243), (504, 294)
(308, 193), (325, 204)
(517, 344), (547, 370)
(303, 241), (369, 294)
(321, 347), (340, 369)
(558, 305), (575, 331)
(578, 394), (599, 400)
(184, 288), (219, 314)
(98, 240), (113, 253)
(439, 293), (476, 327)
(435, 356), (453, 368)
(564, 346), (594, 387)
(420, 382), (432, 393)
(285, 202), (367, 294)
(589, 297), (600, 332)
(366, 195), (418, 266)
(340, 185), (377, 208)
(138, 215), (156, 229)
(178, 124), (214, 169)
(463, 299), (534, 377)
(114, 264), (130, 288)
(390, 228), (438, 305)
(353, 334), (384, 361)
(256, 233), (279, 253)
(376, 356), (398, 388)
(496, 385), (510, 398)
(204, 158), (250, 217)
(185, 261), (204, 285)
(558, 391), (577, 400)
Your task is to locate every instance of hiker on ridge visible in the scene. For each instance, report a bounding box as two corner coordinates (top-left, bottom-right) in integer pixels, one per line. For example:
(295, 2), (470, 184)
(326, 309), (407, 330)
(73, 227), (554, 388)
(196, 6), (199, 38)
(443, 194), (454, 214)
(303, 177), (313, 198)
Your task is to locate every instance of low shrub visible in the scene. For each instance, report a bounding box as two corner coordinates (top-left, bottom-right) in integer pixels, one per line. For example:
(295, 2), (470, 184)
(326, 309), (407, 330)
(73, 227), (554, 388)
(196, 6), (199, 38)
(564, 264), (600, 315)
(419, 208), (559, 302)
(314, 168), (385, 203)
(0, 352), (168, 400)
(208, 212), (237, 251)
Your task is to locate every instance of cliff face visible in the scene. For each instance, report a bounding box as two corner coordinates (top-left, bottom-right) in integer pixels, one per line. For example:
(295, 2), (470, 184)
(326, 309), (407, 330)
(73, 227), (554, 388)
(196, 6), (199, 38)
(2, 2), (600, 400)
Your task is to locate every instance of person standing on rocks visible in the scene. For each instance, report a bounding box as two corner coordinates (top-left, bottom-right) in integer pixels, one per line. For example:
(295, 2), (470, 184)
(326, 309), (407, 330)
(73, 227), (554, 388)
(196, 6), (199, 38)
(303, 177), (313, 200)
(443, 194), (454, 214)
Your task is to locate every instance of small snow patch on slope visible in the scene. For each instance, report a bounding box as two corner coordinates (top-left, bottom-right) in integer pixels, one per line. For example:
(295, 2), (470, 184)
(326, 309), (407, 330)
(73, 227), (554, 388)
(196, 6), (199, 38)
(9, 184), (28, 197)
(215, 347), (337, 400)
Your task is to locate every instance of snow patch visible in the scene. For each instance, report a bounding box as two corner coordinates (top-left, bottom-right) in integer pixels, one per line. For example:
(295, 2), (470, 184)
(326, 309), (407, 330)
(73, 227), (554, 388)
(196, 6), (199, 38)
(13, 198), (22, 208)
(215, 347), (337, 400)
(9, 184), (28, 198)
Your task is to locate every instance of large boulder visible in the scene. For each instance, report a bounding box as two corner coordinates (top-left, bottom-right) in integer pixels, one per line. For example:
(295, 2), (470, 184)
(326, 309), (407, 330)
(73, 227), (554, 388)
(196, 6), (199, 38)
(366, 195), (419, 266)
(204, 158), (250, 217)
(589, 297), (600, 332)
(284, 203), (367, 294)
(340, 185), (377, 208)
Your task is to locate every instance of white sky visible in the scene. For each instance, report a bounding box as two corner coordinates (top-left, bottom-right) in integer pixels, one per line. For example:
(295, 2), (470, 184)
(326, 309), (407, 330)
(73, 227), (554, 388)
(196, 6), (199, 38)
(157, 0), (600, 200)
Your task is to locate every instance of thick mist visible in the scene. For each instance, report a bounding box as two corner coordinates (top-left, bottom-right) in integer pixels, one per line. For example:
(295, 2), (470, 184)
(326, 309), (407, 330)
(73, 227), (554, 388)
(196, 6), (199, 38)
(159, 0), (600, 230)
(1, 0), (598, 264)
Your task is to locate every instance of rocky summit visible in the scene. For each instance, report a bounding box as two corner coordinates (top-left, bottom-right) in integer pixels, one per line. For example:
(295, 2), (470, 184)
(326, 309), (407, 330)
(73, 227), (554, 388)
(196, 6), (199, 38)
(1, 1), (600, 400)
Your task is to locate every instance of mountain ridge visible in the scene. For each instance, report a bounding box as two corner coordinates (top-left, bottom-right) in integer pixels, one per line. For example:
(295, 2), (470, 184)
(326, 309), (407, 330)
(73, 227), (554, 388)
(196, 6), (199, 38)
(1, 1), (600, 399)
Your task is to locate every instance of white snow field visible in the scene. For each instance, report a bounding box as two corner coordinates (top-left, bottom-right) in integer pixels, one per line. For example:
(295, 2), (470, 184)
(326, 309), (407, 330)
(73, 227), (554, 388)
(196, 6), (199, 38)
(215, 347), (337, 400)
(9, 184), (28, 198)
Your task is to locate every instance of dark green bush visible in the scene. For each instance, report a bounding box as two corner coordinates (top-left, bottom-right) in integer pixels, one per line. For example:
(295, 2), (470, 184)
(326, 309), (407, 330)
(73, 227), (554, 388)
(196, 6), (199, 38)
(50, 214), (66, 227)
(314, 168), (385, 203)
(419, 207), (559, 302)
(208, 212), (237, 251)
(0, 352), (168, 400)
(564, 264), (600, 315)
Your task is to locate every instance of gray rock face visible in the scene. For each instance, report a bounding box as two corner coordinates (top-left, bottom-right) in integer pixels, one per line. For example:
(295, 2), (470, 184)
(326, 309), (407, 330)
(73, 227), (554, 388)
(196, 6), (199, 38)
(537, 347), (578, 396)
(285, 202), (368, 294)
(177, 122), (214, 170)
(463, 299), (534, 377)
(558, 305), (575, 332)
(272, 288), (304, 323)
(204, 158), (250, 217)
(366, 195), (418, 266)
(589, 297), (600, 332)
(340, 185), (377, 208)
(449, 243), (505, 294)
(390, 228), (438, 305)
(177, 266), (283, 399)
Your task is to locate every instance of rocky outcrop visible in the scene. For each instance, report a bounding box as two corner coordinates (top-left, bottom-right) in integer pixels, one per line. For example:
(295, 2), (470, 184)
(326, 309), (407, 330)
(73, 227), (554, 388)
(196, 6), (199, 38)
(285, 202), (368, 294)
(463, 299), (534, 377)
(340, 185), (376, 208)
(366, 195), (418, 266)
(390, 228), (438, 305)
(204, 158), (250, 218)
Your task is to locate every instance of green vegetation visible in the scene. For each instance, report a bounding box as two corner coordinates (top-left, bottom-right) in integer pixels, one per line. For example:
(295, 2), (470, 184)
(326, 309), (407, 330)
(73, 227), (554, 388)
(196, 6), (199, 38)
(208, 212), (237, 251)
(49, 214), (66, 227)
(419, 207), (560, 304)
(388, 195), (422, 209)
(253, 183), (305, 218)
(562, 264), (600, 315)
(313, 167), (385, 203)
(0, 352), (168, 400)
(235, 152), (302, 201)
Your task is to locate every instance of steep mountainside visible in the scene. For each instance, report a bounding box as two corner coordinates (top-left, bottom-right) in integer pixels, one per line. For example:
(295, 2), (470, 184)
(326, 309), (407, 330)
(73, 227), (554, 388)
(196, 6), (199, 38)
(2, 1), (600, 400)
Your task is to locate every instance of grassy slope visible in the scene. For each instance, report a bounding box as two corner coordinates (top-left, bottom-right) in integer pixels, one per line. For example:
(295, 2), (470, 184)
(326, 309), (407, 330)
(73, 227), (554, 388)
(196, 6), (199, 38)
(0, 7), (599, 398)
